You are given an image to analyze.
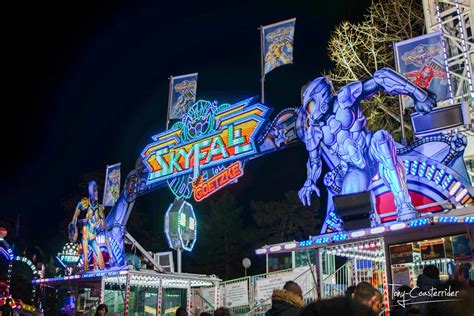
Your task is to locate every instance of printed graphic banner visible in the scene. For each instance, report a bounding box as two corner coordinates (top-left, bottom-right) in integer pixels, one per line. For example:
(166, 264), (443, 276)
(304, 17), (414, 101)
(452, 235), (471, 261)
(224, 280), (249, 308)
(168, 73), (198, 120)
(262, 18), (296, 75)
(254, 267), (311, 303)
(103, 163), (121, 207)
(394, 31), (449, 109)
(389, 243), (414, 265)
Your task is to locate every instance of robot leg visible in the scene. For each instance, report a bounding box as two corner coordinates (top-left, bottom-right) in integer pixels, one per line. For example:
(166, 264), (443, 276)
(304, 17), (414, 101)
(90, 238), (105, 269)
(369, 130), (417, 221)
(82, 232), (89, 271)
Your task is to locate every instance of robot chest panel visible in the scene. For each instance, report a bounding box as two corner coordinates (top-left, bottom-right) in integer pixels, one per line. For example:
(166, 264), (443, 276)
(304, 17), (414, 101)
(321, 114), (354, 147)
(335, 107), (356, 129)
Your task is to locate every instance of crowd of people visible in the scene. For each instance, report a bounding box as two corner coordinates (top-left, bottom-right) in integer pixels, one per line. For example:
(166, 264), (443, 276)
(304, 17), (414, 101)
(261, 264), (474, 316)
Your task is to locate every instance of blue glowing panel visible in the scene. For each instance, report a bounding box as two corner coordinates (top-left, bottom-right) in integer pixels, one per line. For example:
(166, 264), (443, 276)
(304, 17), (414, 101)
(410, 161), (419, 176)
(418, 162), (427, 177)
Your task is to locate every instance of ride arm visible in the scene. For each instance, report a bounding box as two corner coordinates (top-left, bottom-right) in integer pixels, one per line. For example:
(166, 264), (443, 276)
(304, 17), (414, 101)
(360, 67), (435, 114)
(298, 123), (323, 206)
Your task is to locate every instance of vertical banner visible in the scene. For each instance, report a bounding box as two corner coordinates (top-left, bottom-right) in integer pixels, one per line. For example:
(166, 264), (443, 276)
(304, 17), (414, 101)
(103, 163), (121, 207)
(167, 73), (198, 122)
(262, 18), (296, 75)
(394, 31), (450, 109)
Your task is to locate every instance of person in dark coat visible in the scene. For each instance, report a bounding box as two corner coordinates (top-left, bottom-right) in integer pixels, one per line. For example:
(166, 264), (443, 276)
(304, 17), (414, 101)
(214, 307), (230, 316)
(409, 265), (440, 315)
(265, 281), (304, 316)
(345, 285), (356, 298)
(175, 306), (188, 316)
(300, 297), (375, 316)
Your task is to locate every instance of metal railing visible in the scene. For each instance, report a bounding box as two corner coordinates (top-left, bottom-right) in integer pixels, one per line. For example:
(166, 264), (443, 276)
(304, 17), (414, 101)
(244, 265), (316, 315)
(191, 265), (321, 315)
(191, 288), (215, 312)
(321, 260), (352, 299)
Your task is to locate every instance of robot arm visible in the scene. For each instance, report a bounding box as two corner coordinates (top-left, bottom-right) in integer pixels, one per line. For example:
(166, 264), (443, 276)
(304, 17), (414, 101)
(68, 202), (83, 242)
(361, 67), (436, 114)
(298, 124), (322, 206)
(98, 206), (107, 230)
(86, 208), (100, 230)
(433, 68), (447, 80)
(404, 71), (418, 79)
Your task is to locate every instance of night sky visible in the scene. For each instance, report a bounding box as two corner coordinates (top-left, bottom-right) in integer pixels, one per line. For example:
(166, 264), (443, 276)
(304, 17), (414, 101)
(2, 0), (372, 260)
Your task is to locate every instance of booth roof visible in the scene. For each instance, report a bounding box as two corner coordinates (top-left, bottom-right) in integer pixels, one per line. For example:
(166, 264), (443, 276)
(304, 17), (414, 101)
(256, 204), (474, 255)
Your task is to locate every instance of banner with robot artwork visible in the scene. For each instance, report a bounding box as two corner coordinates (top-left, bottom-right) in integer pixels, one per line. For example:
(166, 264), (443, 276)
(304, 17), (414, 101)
(262, 18), (295, 75)
(103, 163), (121, 207)
(168, 73), (198, 120)
(394, 31), (450, 109)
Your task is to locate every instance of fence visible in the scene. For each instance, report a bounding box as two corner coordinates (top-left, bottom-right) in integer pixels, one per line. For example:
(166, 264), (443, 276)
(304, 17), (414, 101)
(192, 266), (317, 315)
(321, 260), (352, 299)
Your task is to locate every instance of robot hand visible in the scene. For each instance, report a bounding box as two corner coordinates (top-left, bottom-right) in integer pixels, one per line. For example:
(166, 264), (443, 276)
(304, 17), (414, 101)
(298, 179), (320, 206)
(68, 222), (78, 243)
(414, 92), (436, 114)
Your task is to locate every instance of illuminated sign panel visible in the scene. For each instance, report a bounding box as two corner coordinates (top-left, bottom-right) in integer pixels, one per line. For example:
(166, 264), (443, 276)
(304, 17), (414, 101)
(141, 98), (270, 201)
(165, 200), (197, 251)
(193, 161), (244, 201)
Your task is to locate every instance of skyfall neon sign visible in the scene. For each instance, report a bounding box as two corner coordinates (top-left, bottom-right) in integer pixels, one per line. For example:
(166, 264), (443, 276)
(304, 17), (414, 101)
(141, 98), (270, 200)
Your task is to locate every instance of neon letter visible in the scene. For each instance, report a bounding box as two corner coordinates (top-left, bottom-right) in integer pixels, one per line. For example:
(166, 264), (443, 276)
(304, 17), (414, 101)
(228, 124), (252, 155)
(206, 136), (229, 163)
(154, 148), (170, 177)
(193, 139), (211, 179)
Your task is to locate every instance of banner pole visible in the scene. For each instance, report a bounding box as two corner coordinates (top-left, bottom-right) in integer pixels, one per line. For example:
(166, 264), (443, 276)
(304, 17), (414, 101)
(166, 76), (173, 130)
(392, 41), (407, 145)
(259, 26), (265, 104)
(102, 164), (109, 206)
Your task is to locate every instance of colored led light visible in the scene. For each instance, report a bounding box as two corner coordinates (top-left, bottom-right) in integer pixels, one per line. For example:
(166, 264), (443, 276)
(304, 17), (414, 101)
(269, 245), (282, 252)
(449, 181), (461, 196)
(370, 227), (386, 235)
(332, 233), (347, 241)
(390, 223), (406, 231)
(464, 217), (474, 224)
(404, 160), (410, 170)
(441, 174), (453, 190)
(418, 162), (427, 177)
(434, 169), (445, 185)
(455, 188), (468, 202)
(425, 165), (434, 180)
(351, 230), (366, 238)
(439, 216), (458, 223)
(409, 218), (428, 227)
(410, 161), (419, 176)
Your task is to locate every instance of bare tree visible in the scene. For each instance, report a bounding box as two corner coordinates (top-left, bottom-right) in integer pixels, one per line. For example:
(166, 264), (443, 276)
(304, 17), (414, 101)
(328, 0), (424, 139)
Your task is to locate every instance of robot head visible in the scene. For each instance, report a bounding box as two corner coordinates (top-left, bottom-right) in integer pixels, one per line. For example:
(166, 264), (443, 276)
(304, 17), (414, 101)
(420, 65), (433, 79)
(302, 77), (334, 123)
(88, 180), (98, 203)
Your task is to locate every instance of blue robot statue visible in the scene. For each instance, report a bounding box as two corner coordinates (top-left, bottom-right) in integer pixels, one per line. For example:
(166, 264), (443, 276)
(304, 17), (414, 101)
(298, 68), (435, 227)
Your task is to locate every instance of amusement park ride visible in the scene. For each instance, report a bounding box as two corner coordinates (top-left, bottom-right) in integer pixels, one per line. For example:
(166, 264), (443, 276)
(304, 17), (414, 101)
(0, 228), (39, 314)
